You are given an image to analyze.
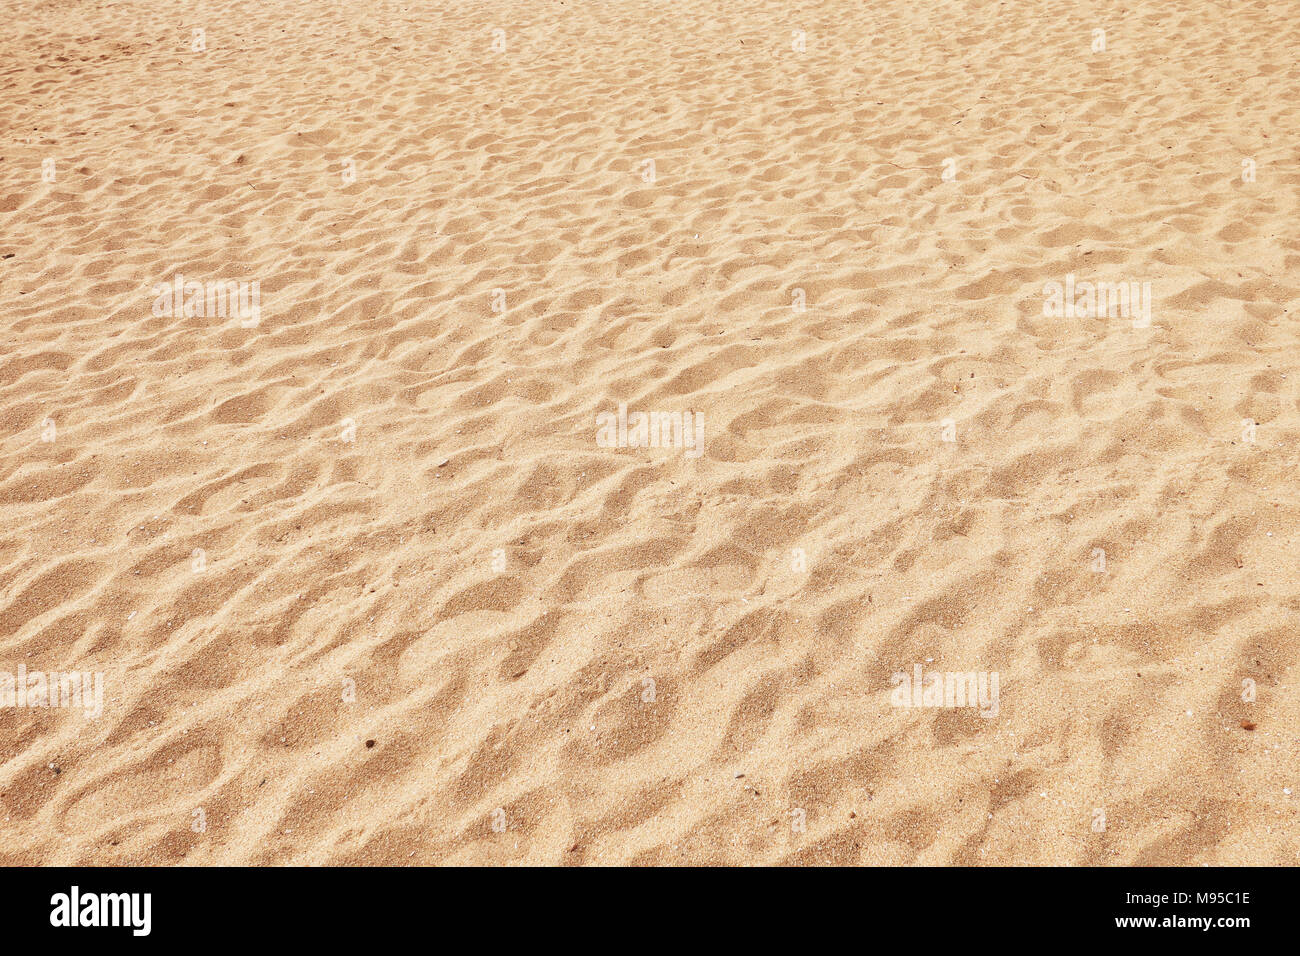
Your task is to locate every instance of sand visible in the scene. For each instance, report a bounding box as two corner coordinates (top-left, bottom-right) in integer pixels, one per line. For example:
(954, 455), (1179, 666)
(1, 0), (1297, 865)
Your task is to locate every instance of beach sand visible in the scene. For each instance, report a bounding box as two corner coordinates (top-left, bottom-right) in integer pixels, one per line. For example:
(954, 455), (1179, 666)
(1, 0), (1297, 864)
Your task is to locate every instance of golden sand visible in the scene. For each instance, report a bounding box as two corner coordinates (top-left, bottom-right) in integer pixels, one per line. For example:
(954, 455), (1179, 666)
(1, 0), (1297, 864)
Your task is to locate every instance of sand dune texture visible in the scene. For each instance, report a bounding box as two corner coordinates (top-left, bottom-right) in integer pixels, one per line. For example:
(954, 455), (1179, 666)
(2, 0), (1298, 865)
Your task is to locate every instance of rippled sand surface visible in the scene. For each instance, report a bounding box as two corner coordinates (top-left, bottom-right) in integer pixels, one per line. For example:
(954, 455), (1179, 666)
(1, 0), (1297, 863)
